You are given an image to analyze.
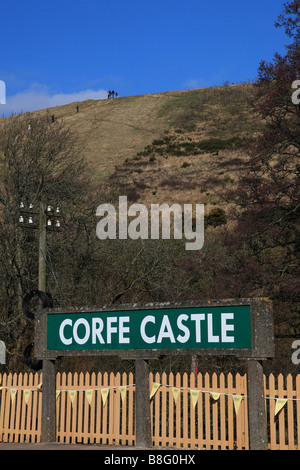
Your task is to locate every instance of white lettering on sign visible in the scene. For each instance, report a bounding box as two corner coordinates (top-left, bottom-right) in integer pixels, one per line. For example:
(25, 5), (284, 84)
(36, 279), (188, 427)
(73, 318), (90, 344)
(107, 317), (118, 343)
(59, 316), (131, 346)
(59, 319), (72, 345)
(140, 313), (234, 345)
(208, 313), (219, 342)
(140, 315), (156, 344)
(119, 316), (130, 343)
(92, 318), (105, 344)
(177, 314), (190, 343)
(221, 312), (234, 342)
(191, 314), (205, 342)
(58, 312), (235, 346)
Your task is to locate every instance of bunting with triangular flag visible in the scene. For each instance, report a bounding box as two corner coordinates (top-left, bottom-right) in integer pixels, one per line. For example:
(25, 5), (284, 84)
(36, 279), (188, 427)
(233, 395), (243, 415)
(150, 383), (160, 399)
(68, 390), (76, 406)
(119, 386), (127, 403)
(101, 388), (109, 406)
(86, 390), (93, 405)
(190, 389), (199, 409)
(56, 390), (61, 400)
(10, 389), (17, 404)
(275, 398), (287, 416)
(23, 389), (31, 405)
(172, 387), (180, 405)
(210, 392), (220, 401)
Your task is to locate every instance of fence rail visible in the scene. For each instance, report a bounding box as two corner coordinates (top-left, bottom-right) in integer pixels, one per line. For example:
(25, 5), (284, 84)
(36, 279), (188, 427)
(0, 371), (299, 449)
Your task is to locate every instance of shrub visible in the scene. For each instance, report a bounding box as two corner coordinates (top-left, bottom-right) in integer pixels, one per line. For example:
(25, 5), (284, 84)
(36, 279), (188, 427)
(205, 208), (227, 227)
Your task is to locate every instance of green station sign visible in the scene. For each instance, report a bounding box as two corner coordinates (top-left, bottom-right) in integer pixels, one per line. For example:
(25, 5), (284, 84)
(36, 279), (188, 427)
(46, 305), (251, 351)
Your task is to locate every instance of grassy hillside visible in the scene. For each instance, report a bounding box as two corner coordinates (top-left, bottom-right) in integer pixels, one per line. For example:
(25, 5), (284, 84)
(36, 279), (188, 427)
(103, 84), (262, 215)
(33, 90), (180, 179)
(0, 83), (264, 223)
(25, 83), (262, 213)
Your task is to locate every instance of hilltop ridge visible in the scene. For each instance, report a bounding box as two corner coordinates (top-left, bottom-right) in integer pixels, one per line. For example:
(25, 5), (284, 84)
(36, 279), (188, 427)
(31, 89), (186, 179)
(3, 84), (262, 212)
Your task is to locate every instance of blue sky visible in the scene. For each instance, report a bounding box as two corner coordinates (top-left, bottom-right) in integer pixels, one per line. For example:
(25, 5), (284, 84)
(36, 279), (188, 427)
(0, 0), (288, 115)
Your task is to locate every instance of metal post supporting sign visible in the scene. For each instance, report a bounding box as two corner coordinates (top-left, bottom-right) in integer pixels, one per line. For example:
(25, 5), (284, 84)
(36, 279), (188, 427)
(33, 298), (274, 449)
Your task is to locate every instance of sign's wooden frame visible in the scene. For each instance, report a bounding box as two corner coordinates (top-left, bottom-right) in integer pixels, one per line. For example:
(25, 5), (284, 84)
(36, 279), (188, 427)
(35, 298), (274, 360)
(34, 298), (274, 450)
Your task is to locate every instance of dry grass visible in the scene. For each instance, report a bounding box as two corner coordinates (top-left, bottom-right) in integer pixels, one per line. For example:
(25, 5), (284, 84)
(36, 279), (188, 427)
(1, 84), (262, 212)
(32, 91), (180, 179)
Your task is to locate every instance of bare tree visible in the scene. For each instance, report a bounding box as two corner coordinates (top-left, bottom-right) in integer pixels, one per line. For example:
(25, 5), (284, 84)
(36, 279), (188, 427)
(0, 112), (90, 368)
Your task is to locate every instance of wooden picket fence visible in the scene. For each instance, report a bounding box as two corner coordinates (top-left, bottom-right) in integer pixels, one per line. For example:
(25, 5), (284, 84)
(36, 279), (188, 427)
(0, 371), (300, 449)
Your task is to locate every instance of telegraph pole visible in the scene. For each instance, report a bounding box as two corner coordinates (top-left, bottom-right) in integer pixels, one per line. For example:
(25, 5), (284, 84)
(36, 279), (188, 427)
(19, 201), (61, 443)
(38, 202), (47, 292)
(19, 201), (61, 292)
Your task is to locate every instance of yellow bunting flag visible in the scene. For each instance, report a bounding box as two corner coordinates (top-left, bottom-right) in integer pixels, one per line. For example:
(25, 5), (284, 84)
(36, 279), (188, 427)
(150, 383), (160, 399)
(210, 392), (220, 401)
(275, 398), (287, 416)
(190, 389), (199, 409)
(172, 387), (180, 405)
(56, 390), (61, 400)
(23, 390), (31, 405)
(68, 390), (76, 405)
(101, 388), (109, 406)
(10, 389), (17, 404)
(86, 390), (93, 405)
(37, 383), (42, 391)
(119, 386), (127, 403)
(233, 395), (243, 415)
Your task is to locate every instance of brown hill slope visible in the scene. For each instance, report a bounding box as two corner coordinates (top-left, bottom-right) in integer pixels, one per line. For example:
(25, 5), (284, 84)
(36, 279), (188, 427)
(101, 84), (263, 214)
(34, 90), (182, 179)
(4, 84), (263, 211)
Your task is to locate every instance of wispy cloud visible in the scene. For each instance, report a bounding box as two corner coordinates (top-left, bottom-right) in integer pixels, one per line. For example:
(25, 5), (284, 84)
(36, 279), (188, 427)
(182, 78), (218, 90)
(182, 69), (232, 90)
(0, 83), (108, 116)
